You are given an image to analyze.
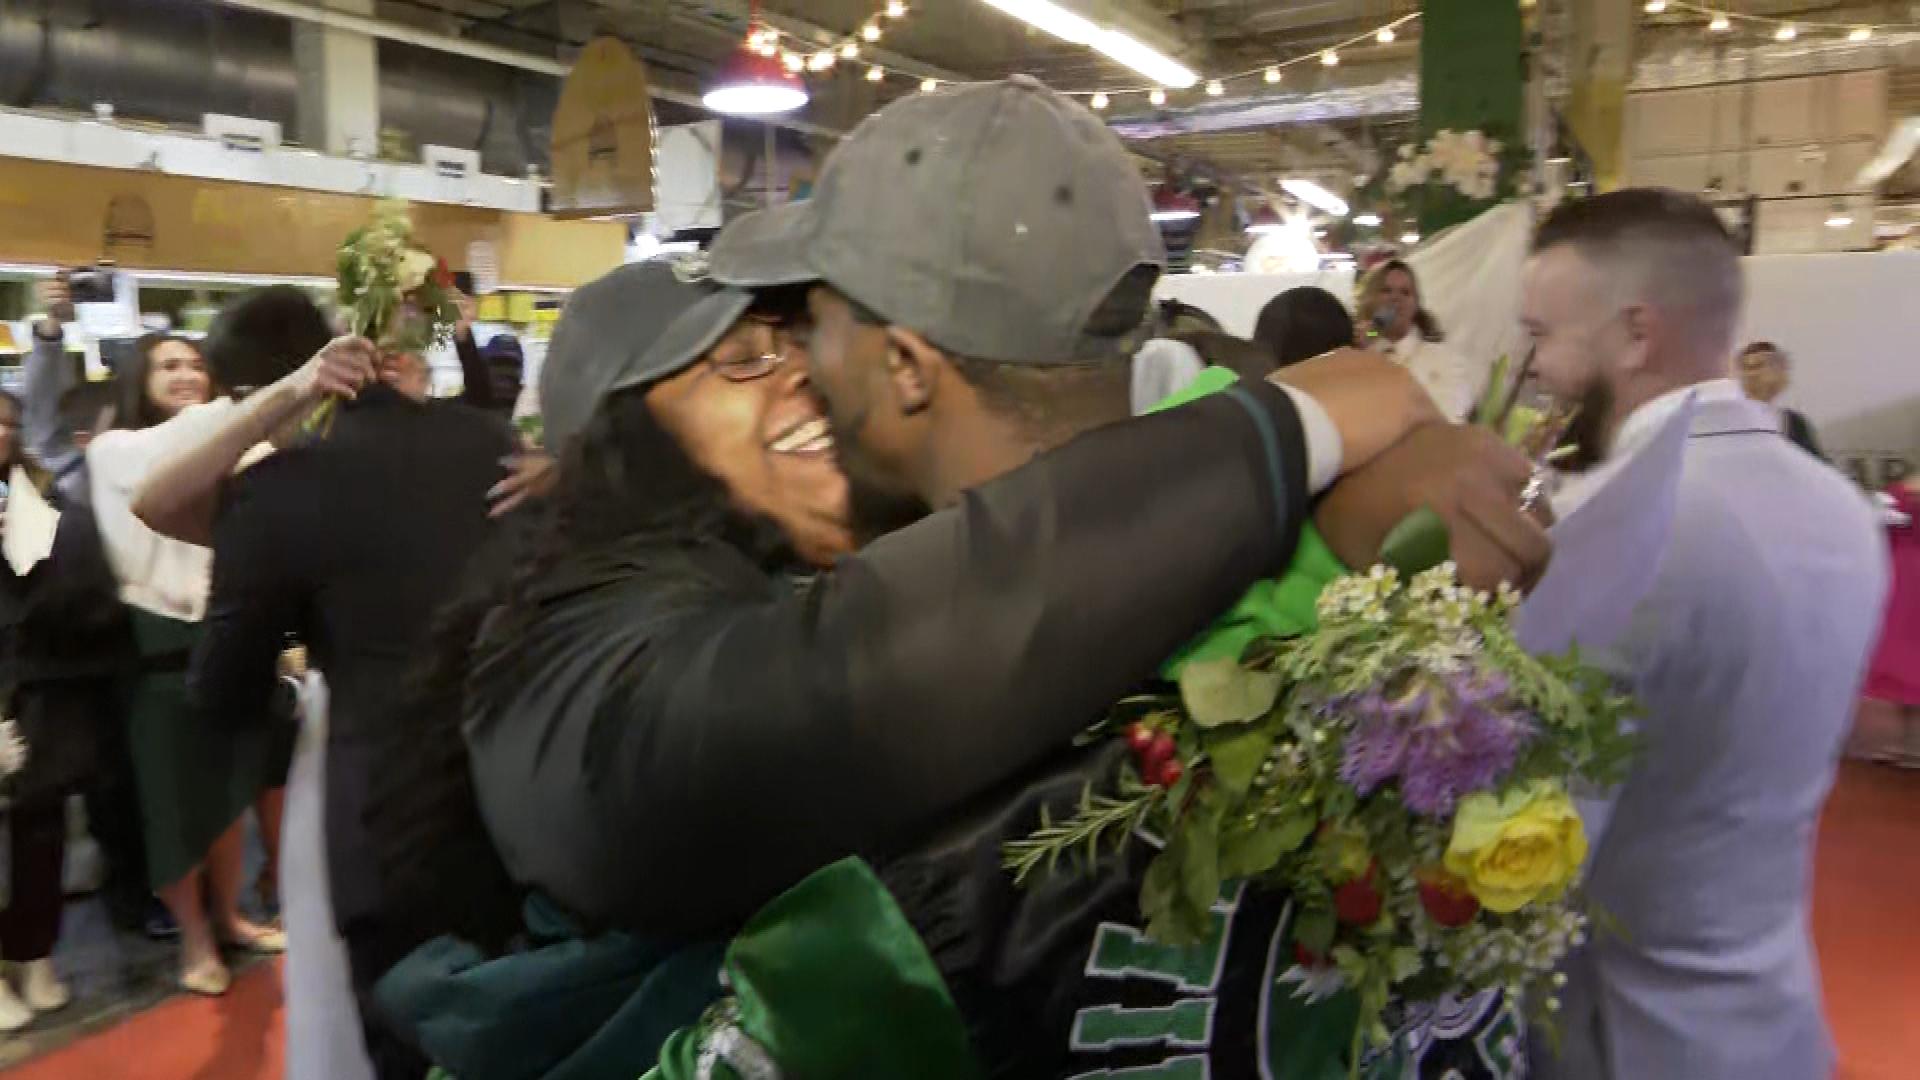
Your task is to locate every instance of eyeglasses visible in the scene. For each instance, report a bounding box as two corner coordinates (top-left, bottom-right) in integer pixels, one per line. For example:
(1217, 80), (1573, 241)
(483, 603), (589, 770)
(709, 347), (791, 383)
(707, 321), (805, 382)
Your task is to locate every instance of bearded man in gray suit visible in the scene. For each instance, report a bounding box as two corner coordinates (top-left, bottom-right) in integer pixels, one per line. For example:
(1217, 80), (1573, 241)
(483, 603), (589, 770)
(1521, 188), (1888, 1080)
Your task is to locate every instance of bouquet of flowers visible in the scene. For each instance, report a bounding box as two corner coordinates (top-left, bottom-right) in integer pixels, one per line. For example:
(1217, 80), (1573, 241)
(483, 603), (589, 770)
(311, 199), (461, 431)
(1005, 540), (1636, 1067)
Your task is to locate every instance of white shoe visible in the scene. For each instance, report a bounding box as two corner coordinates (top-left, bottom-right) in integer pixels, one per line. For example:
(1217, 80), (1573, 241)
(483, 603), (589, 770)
(0, 981), (32, 1032)
(19, 959), (68, 1012)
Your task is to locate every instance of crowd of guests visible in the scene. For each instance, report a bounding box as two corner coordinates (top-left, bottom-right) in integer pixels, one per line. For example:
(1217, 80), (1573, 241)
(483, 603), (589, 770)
(0, 76), (1902, 1080)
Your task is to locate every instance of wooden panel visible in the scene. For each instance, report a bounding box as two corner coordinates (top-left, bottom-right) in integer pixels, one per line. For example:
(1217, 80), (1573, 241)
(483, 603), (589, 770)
(549, 36), (656, 218)
(0, 155), (622, 286)
(1751, 77), (1819, 146)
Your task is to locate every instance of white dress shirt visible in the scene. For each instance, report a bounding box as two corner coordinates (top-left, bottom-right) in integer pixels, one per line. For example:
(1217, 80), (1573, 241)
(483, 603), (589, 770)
(1381, 332), (1477, 422)
(1553, 378), (1747, 515)
(86, 399), (240, 622)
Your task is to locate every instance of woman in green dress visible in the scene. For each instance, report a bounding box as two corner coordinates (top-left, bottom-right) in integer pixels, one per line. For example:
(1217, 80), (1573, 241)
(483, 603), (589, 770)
(79, 292), (327, 994)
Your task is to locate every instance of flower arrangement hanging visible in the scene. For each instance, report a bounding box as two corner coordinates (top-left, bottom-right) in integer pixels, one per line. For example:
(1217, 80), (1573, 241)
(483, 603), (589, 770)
(1388, 129), (1506, 202)
(309, 199), (462, 433)
(1004, 540), (1636, 1069)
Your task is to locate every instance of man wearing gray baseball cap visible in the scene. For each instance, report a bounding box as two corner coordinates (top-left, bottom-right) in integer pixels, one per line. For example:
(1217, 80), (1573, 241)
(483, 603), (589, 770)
(584, 78), (1542, 1075)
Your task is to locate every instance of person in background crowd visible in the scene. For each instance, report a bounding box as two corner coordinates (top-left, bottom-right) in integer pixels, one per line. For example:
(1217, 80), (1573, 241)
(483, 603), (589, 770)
(22, 286), (164, 942)
(1737, 341), (1825, 459)
(0, 389), (112, 1030)
(451, 289), (524, 420)
(135, 323), (515, 1078)
(1254, 284), (1358, 368)
(1357, 258), (1479, 419)
(1521, 188), (1888, 1080)
(84, 286), (338, 996)
(1862, 479), (1920, 765)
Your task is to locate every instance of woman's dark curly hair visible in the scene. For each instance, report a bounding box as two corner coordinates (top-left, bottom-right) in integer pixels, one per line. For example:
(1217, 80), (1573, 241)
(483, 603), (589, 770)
(367, 385), (744, 951)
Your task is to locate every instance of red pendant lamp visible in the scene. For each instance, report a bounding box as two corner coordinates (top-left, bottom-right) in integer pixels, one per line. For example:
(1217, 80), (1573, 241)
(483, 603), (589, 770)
(704, 4), (808, 116)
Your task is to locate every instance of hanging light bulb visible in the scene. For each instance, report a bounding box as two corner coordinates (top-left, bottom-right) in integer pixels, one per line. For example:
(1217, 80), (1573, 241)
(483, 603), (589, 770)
(1090, 92), (1110, 110)
(1205, 79), (1224, 96)
(1709, 12), (1731, 32)
(1774, 24), (1797, 42)
(1643, 0), (1667, 12)
(1849, 26), (1873, 42)
(781, 51), (805, 73)
(807, 50), (836, 72)
(867, 65), (885, 82)
(863, 22), (882, 42)
(921, 77), (939, 93)
(1149, 88), (1167, 106)
(840, 42), (859, 59)
(705, 34), (810, 116)
(886, 0), (907, 18)
(1321, 50), (1340, 66)
(1264, 66), (1281, 84)
(1376, 26), (1396, 44)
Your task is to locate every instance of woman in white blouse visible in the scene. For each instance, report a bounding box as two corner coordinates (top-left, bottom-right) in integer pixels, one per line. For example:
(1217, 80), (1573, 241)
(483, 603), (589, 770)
(1356, 259), (1479, 422)
(84, 289), (330, 994)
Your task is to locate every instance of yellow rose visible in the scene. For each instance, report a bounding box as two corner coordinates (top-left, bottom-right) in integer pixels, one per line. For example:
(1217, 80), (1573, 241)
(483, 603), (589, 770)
(1443, 781), (1588, 913)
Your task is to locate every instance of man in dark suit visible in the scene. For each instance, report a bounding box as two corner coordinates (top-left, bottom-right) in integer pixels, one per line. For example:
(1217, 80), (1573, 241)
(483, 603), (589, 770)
(187, 347), (514, 1076)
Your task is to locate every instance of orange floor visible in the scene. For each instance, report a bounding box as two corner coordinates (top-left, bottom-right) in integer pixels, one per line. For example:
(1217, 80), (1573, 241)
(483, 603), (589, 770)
(9, 761), (1920, 1080)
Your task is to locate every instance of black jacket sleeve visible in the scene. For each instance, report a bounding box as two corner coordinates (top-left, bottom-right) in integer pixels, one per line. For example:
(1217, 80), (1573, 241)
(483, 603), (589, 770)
(475, 381), (1310, 936)
(189, 459), (307, 726)
(455, 332), (495, 412)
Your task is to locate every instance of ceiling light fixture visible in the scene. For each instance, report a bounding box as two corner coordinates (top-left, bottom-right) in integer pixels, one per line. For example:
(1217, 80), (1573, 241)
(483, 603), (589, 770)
(781, 51), (804, 73)
(976, 0), (1199, 89)
(867, 65), (885, 82)
(1206, 80), (1224, 96)
(840, 42), (859, 59)
(1321, 50), (1340, 66)
(1264, 66), (1281, 84)
(1090, 92), (1110, 109)
(1149, 87), (1167, 106)
(1376, 26), (1396, 43)
(1774, 24), (1797, 42)
(863, 22), (882, 42)
(1280, 176), (1349, 218)
(886, 0), (908, 18)
(1849, 26), (1872, 42)
(921, 77), (939, 93)
(1643, 0), (1667, 12)
(807, 50), (836, 72)
(1353, 212), (1382, 227)
(1709, 12), (1730, 32)
(704, 31), (809, 116)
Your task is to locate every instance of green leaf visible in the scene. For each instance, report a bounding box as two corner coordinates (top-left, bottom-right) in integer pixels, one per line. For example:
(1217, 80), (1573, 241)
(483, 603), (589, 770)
(1387, 946), (1423, 984)
(1208, 729), (1274, 796)
(1294, 907), (1337, 953)
(1218, 810), (1313, 880)
(1178, 810), (1223, 918)
(1179, 657), (1284, 729)
(1378, 507), (1450, 577)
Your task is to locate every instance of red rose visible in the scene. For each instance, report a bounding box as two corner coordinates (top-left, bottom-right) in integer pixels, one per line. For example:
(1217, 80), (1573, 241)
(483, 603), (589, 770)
(1416, 867), (1480, 928)
(1333, 863), (1383, 926)
(434, 258), (453, 288)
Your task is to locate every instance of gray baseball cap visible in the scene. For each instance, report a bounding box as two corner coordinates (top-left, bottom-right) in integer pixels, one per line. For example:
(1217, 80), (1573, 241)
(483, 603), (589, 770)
(711, 75), (1165, 364)
(538, 258), (753, 449)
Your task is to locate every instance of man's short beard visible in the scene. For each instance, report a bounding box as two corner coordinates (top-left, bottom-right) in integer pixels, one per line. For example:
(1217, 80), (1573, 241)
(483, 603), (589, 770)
(1556, 376), (1617, 474)
(815, 388), (929, 543)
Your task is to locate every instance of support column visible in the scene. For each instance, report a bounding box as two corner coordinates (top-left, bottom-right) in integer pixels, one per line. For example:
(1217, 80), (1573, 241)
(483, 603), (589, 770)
(1566, 0), (1635, 191)
(294, 0), (381, 157)
(1417, 0), (1524, 234)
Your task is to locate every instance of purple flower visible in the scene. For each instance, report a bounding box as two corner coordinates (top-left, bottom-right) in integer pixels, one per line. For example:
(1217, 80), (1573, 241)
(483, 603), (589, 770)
(1336, 671), (1532, 816)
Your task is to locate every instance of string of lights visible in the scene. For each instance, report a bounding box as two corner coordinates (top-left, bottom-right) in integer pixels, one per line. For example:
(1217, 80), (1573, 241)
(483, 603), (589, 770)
(745, 2), (944, 91)
(1071, 11), (1422, 110)
(1647, 1), (1920, 40)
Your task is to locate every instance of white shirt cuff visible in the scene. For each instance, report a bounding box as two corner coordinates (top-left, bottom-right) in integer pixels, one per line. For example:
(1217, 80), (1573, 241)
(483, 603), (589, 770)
(1279, 385), (1343, 495)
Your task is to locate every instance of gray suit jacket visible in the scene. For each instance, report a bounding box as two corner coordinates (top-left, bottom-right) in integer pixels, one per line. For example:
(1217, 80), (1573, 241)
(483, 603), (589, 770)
(1537, 395), (1889, 1080)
